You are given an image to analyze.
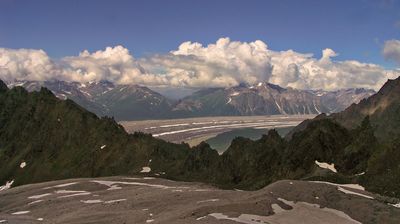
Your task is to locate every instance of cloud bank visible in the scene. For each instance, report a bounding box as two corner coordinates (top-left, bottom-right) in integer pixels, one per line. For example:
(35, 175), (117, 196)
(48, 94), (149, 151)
(1, 38), (399, 90)
(383, 39), (400, 65)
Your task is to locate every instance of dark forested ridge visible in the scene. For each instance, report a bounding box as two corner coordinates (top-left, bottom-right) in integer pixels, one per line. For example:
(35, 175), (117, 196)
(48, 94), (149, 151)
(0, 81), (189, 187)
(1, 78), (400, 199)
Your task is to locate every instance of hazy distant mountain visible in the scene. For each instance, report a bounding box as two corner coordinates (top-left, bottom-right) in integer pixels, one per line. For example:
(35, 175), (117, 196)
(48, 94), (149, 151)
(172, 82), (374, 117)
(7, 80), (374, 120)
(91, 83), (173, 121)
(7, 80), (174, 120)
(7, 80), (108, 116)
(311, 88), (375, 113)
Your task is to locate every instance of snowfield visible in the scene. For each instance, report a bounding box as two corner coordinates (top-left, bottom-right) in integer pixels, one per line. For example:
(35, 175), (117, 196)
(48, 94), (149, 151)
(0, 177), (398, 223)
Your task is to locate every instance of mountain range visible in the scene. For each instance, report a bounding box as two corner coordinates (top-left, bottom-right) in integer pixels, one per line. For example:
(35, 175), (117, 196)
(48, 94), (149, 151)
(7, 80), (375, 121)
(1, 76), (400, 200)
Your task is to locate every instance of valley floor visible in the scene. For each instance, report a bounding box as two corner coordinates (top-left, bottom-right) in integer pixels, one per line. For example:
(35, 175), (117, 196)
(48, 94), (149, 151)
(1, 176), (399, 224)
(120, 115), (314, 145)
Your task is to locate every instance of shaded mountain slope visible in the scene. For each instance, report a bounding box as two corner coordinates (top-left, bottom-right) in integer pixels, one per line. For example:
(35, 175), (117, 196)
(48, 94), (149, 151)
(0, 81), (188, 187)
(1, 78), (400, 200)
(285, 77), (400, 197)
(331, 77), (400, 142)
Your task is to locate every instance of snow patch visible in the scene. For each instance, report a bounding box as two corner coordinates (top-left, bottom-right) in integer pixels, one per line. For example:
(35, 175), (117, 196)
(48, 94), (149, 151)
(12, 211), (30, 215)
(100, 145), (107, 149)
(271, 203), (286, 214)
(274, 100), (285, 114)
(141, 167), (151, 173)
(104, 199), (127, 204)
(81, 199), (103, 204)
(55, 190), (88, 194)
(310, 181), (365, 191)
(355, 172), (365, 176)
(0, 180), (14, 191)
(28, 200), (44, 205)
(53, 182), (78, 188)
(209, 197), (362, 224)
(313, 102), (321, 114)
(92, 180), (178, 190)
(310, 181), (372, 199)
(20, 162), (26, 168)
(197, 198), (219, 203)
(108, 185), (122, 190)
(196, 216), (207, 220)
(315, 160), (337, 173)
(58, 192), (91, 198)
(28, 193), (52, 199)
(338, 186), (374, 199)
(194, 189), (212, 192)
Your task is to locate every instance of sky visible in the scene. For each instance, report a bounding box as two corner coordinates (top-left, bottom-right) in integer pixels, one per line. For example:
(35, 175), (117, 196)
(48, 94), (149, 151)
(1, 0), (400, 91)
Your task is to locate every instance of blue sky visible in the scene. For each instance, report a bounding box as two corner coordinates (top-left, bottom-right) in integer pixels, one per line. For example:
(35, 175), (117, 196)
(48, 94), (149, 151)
(1, 0), (399, 67)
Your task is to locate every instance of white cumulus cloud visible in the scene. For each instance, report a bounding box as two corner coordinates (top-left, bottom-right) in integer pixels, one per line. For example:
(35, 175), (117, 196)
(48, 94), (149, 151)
(0, 38), (399, 91)
(0, 48), (62, 81)
(141, 37), (273, 87)
(268, 48), (398, 90)
(383, 39), (400, 65)
(62, 46), (168, 85)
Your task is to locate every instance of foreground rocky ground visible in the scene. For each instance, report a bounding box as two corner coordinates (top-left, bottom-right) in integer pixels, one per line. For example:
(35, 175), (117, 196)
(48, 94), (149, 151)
(1, 176), (399, 224)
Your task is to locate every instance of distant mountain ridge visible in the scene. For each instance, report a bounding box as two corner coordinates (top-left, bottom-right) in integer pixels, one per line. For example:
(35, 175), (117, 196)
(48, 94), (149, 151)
(7, 80), (374, 120)
(311, 88), (376, 113)
(8, 80), (174, 120)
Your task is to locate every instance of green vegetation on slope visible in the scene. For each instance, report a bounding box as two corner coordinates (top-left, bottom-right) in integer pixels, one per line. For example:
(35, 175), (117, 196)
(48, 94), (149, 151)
(1, 78), (400, 199)
(0, 83), (189, 187)
(206, 127), (293, 153)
